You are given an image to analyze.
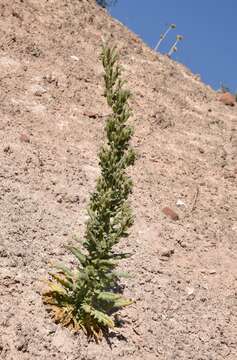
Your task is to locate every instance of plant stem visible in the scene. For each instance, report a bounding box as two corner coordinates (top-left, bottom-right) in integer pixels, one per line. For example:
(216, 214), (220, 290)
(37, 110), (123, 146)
(154, 26), (170, 51)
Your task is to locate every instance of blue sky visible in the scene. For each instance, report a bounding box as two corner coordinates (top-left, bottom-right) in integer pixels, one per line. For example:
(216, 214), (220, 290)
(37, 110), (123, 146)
(110, 0), (236, 92)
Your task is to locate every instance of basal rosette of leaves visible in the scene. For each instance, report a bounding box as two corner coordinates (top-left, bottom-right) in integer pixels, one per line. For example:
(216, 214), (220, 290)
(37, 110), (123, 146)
(43, 44), (135, 341)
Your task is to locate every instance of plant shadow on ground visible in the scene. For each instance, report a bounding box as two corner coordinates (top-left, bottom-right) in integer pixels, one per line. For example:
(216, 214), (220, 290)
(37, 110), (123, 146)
(103, 318), (129, 348)
(99, 282), (129, 346)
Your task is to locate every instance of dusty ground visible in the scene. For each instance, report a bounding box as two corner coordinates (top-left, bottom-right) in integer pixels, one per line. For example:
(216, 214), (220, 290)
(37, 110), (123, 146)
(0, 0), (237, 359)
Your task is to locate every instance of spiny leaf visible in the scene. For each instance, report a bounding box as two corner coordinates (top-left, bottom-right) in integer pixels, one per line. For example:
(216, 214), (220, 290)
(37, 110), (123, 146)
(81, 304), (92, 314)
(97, 291), (121, 302)
(54, 263), (73, 279)
(66, 246), (87, 266)
(113, 271), (131, 279)
(92, 258), (117, 268)
(113, 297), (133, 308)
(49, 273), (73, 291)
(91, 309), (114, 328)
(97, 292), (133, 308)
(45, 281), (66, 295)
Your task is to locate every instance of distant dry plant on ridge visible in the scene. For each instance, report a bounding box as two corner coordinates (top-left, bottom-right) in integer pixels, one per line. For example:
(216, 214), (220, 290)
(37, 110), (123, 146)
(168, 34), (184, 57)
(154, 23), (176, 52)
(43, 44), (136, 341)
(96, 0), (117, 8)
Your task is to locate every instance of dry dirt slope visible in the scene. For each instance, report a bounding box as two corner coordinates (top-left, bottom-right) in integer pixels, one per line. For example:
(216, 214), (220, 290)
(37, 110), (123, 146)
(0, 0), (237, 359)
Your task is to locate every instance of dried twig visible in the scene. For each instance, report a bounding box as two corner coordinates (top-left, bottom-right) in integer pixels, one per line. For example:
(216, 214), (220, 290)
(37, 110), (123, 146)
(190, 185), (199, 213)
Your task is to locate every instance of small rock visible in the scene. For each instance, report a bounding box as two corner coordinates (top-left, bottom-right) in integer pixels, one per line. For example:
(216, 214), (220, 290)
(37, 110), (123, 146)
(56, 194), (63, 203)
(186, 286), (194, 296)
(186, 286), (195, 300)
(83, 111), (97, 118)
(70, 55), (79, 61)
(194, 74), (201, 81)
(202, 283), (209, 290)
(0, 246), (7, 257)
(16, 337), (28, 352)
(176, 199), (186, 207)
(219, 92), (235, 107)
(3, 145), (12, 154)
(209, 269), (217, 275)
(178, 240), (188, 248)
(66, 194), (80, 204)
(31, 84), (47, 97)
(44, 73), (58, 85)
(20, 133), (30, 143)
(162, 207), (179, 221)
(160, 248), (174, 257)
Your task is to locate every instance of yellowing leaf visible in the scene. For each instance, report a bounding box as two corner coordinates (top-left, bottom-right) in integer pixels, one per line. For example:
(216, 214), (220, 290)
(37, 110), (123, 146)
(46, 281), (66, 294)
(113, 297), (133, 308)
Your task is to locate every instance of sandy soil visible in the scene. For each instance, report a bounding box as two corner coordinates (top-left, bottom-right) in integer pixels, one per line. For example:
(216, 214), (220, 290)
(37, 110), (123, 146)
(0, 1), (237, 359)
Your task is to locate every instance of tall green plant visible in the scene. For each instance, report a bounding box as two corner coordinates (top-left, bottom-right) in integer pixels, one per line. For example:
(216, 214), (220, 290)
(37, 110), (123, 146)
(43, 44), (135, 341)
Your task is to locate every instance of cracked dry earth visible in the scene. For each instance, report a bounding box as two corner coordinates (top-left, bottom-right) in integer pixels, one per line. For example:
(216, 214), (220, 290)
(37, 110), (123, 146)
(0, 0), (237, 359)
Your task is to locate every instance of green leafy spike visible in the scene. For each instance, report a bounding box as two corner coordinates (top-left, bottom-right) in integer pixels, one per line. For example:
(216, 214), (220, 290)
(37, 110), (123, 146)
(43, 43), (136, 341)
